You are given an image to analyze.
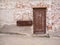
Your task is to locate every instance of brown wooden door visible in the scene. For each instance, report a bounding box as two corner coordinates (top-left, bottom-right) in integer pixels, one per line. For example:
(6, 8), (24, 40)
(33, 8), (46, 34)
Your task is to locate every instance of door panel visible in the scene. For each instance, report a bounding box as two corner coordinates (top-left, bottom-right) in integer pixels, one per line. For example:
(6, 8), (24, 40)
(33, 8), (46, 34)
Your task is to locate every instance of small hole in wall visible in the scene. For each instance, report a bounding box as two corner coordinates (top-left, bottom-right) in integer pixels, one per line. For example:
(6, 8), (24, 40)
(17, 21), (32, 26)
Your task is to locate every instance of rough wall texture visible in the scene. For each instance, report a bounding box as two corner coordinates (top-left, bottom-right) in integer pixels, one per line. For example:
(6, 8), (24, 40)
(51, 0), (60, 32)
(0, 0), (60, 33)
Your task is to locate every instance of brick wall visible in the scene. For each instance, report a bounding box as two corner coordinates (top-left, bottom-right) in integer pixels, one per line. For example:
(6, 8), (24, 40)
(51, 0), (60, 32)
(0, 0), (60, 32)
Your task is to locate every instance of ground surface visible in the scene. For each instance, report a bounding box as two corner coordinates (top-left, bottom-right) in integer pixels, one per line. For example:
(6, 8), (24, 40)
(0, 25), (60, 45)
(0, 33), (60, 45)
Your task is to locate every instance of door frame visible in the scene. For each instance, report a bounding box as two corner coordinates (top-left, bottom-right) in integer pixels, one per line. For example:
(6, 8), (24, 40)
(33, 7), (47, 34)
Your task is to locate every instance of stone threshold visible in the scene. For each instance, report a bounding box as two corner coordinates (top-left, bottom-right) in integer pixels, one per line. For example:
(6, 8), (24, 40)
(32, 34), (50, 38)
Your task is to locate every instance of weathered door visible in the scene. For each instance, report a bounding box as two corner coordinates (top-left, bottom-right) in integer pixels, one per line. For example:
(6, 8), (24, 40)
(33, 8), (46, 34)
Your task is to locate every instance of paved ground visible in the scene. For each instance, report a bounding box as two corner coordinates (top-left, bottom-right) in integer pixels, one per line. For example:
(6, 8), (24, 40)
(0, 33), (60, 45)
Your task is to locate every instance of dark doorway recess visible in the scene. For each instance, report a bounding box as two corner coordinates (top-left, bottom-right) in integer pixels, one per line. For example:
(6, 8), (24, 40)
(33, 8), (46, 34)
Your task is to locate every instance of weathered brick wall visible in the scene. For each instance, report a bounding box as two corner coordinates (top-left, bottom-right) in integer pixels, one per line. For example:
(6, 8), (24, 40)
(51, 0), (60, 32)
(0, 0), (16, 26)
(0, 0), (60, 32)
(0, 0), (51, 25)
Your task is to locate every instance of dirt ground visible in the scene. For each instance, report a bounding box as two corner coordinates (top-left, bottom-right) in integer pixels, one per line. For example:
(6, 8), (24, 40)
(0, 25), (60, 45)
(0, 33), (60, 45)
